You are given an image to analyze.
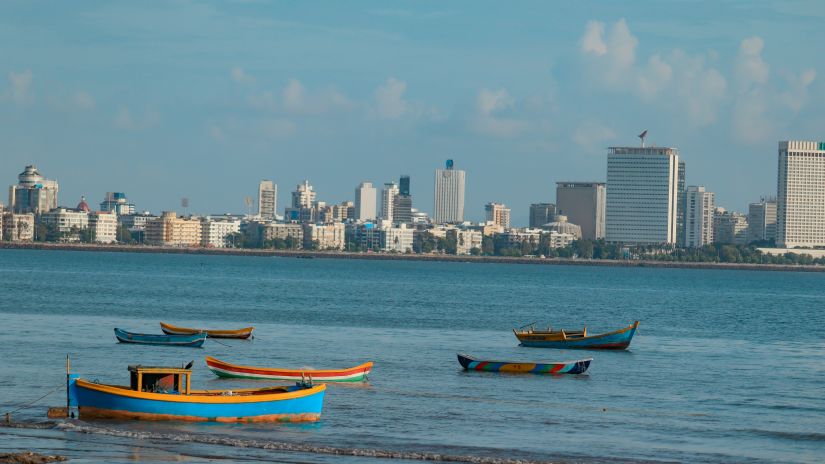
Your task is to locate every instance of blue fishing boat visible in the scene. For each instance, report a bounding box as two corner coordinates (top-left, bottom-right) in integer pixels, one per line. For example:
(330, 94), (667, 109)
(457, 353), (591, 374)
(66, 362), (326, 422)
(114, 328), (206, 347)
(514, 321), (639, 350)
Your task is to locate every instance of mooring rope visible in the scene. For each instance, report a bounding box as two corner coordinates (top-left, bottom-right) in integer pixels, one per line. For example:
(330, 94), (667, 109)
(3, 384), (64, 417)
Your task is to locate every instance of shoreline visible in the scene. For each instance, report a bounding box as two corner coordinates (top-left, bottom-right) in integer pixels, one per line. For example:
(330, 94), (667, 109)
(2, 242), (824, 272)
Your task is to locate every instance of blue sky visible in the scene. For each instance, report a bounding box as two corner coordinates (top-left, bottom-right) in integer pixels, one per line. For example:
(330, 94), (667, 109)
(1, 0), (823, 224)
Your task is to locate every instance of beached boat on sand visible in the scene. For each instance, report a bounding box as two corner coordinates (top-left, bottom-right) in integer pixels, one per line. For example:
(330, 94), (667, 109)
(513, 321), (639, 350)
(114, 328), (206, 347)
(457, 353), (591, 374)
(160, 322), (254, 339)
(67, 362), (325, 422)
(206, 356), (372, 382)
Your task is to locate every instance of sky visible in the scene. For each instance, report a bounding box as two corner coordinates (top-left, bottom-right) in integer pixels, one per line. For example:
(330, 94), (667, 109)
(1, 0), (824, 225)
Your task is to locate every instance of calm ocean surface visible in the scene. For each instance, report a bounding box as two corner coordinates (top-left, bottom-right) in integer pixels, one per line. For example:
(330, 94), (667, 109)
(0, 249), (823, 463)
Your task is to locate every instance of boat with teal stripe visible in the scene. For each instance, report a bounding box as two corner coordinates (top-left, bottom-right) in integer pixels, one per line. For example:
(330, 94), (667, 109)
(114, 328), (206, 347)
(514, 321), (639, 350)
(457, 353), (591, 374)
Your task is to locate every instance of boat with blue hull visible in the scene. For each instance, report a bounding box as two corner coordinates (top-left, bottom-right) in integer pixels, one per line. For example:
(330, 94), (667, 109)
(114, 328), (206, 347)
(514, 321), (639, 350)
(457, 353), (591, 374)
(67, 363), (325, 422)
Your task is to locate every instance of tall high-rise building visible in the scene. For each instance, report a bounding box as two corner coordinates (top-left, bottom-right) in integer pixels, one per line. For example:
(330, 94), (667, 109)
(529, 203), (556, 228)
(354, 182), (377, 221)
(433, 159), (466, 224)
(747, 198), (777, 243)
(605, 146), (679, 244)
(683, 186), (715, 247)
(99, 192), (135, 216)
(8, 165), (58, 215)
(777, 140), (825, 248)
(399, 175), (411, 196)
(381, 182), (399, 221)
(556, 182), (606, 240)
(676, 160), (687, 246)
(291, 180), (316, 209)
(258, 180), (277, 219)
(393, 175), (413, 224)
(485, 202), (511, 229)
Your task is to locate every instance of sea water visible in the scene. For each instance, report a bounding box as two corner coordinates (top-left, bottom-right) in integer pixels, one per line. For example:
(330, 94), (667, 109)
(0, 249), (823, 463)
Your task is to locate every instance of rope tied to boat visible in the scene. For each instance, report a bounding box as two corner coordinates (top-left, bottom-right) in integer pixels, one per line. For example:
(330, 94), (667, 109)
(2, 384), (64, 418)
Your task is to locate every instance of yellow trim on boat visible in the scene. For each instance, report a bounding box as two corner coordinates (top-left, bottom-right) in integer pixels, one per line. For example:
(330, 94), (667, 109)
(160, 322), (254, 336)
(75, 378), (325, 403)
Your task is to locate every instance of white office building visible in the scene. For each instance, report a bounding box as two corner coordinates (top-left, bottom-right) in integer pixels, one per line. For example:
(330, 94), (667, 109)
(291, 180), (316, 209)
(201, 217), (241, 248)
(683, 186), (715, 247)
(433, 159), (466, 224)
(776, 140), (825, 248)
(606, 146), (679, 244)
(747, 198), (777, 243)
(89, 211), (118, 243)
(556, 182), (606, 240)
(354, 182), (377, 221)
(381, 182), (399, 222)
(258, 180), (277, 219)
(485, 202), (511, 230)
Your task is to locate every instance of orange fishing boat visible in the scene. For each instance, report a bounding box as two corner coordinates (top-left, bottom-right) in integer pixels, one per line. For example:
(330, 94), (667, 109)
(160, 322), (254, 339)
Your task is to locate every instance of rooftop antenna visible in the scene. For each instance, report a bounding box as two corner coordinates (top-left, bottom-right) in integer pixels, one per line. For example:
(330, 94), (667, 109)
(638, 130), (648, 148)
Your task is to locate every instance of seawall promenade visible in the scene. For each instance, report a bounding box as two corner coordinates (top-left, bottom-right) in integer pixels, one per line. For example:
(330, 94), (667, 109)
(2, 242), (824, 272)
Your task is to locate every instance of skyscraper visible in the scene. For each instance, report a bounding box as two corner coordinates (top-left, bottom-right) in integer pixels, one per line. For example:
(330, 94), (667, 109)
(529, 203), (556, 228)
(393, 175), (413, 224)
(747, 198), (777, 243)
(258, 180), (277, 219)
(777, 140), (825, 248)
(683, 186), (715, 247)
(433, 159), (466, 224)
(605, 145), (679, 244)
(291, 180), (316, 209)
(676, 160), (687, 246)
(354, 182), (377, 221)
(99, 192), (136, 216)
(485, 202), (511, 229)
(8, 165), (58, 215)
(556, 182), (606, 240)
(381, 182), (399, 221)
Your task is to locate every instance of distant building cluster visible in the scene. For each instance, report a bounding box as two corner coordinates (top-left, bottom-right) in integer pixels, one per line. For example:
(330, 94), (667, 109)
(2, 138), (823, 256)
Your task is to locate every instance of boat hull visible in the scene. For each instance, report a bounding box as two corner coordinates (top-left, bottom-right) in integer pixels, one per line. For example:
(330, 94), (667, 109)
(160, 322), (253, 339)
(70, 377), (325, 422)
(206, 356), (372, 382)
(114, 328), (206, 347)
(515, 321), (638, 350)
(457, 354), (591, 374)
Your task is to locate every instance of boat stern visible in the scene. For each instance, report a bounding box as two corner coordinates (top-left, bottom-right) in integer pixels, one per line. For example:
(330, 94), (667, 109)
(67, 374), (79, 418)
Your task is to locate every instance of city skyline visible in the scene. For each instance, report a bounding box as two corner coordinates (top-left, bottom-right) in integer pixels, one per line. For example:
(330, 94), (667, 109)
(1, 2), (823, 224)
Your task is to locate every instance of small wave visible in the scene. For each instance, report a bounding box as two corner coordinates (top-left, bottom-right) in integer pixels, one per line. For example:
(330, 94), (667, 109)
(741, 428), (825, 442)
(47, 421), (559, 463)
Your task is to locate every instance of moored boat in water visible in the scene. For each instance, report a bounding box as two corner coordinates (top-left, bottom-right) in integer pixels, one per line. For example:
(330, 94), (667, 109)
(457, 353), (591, 374)
(205, 356), (372, 382)
(67, 362), (325, 422)
(160, 322), (254, 339)
(513, 321), (639, 350)
(114, 328), (206, 347)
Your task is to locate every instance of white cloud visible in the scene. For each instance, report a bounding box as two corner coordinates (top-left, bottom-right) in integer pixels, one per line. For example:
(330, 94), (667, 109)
(114, 106), (159, 130)
(282, 79), (305, 112)
(247, 91), (277, 111)
(72, 91), (95, 110)
(736, 36), (769, 88)
(637, 54), (673, 99)
(580, 19), (638, 89)
(581, 21), (607, 56)
(260, 118), (297, 138)
(573, 120), (617, 151)
(9, 70), (33, 103)
(779, 69), (816, 112)
(374, 78), (408, 119)
(230, 66), (254, 85)
(471, 88), (530, 138)
(209, 125), (225, 141)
